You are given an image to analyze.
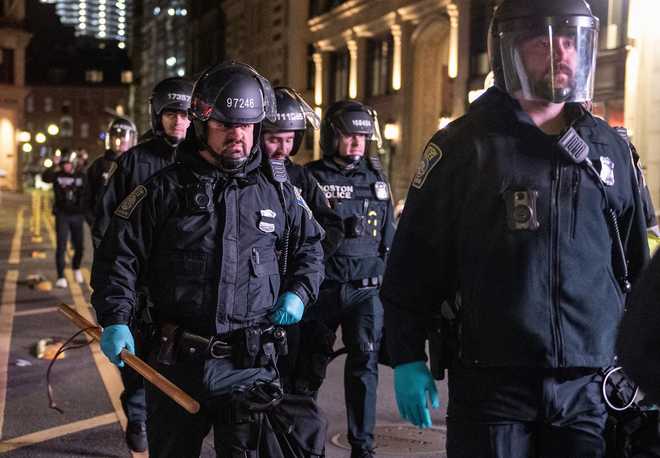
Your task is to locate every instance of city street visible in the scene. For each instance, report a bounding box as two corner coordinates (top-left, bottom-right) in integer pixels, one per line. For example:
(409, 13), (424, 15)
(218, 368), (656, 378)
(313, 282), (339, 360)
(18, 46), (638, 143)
(0, 190), (448, 457)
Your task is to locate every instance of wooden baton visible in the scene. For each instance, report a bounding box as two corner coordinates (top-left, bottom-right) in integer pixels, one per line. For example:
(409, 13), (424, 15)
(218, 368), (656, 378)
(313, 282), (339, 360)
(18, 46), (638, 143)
(57, 302), (201, 414)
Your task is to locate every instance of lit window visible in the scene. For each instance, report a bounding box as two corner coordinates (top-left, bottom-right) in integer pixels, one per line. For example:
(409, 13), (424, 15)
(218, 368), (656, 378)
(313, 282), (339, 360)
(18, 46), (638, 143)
(44, 97), (53, 112)
(167, 8), (175, 15)
(177, 68), (185, 77)
(80, 122), (89, 139)
(118, 16), (125, 22)
(121, 70), (133, 83)
(166, 56), (176, 67)
(153, 6), (160, 15)
(180, 8), (187, 16)
(85, 70), (103, 82)
(78, 23), (86, 29)
(118, 30), (125, 36)
(118, 42), (126, 49)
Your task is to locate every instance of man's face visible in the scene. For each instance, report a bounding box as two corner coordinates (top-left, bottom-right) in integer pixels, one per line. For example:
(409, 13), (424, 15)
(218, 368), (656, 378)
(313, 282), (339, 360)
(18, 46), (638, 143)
(519, 33), (578, 92)
(262, 131), (295, 160)
(161, 110), (190, 140)
(337, 132), (366, 158)
(61, 162), (73, 174)
(111, 133), (134, 155)
(206, 120), (254, 161)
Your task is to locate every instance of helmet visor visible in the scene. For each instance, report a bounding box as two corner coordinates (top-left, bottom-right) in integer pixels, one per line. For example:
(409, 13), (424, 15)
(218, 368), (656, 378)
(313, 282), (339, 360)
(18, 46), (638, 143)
(499, 19), (598, 103)
(106, 127), (137, 153)
(279, 88), (321, 130)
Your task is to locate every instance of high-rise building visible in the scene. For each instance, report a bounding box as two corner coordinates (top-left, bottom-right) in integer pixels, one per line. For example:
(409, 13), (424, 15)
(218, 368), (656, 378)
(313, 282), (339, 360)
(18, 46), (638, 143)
(39, 0), (132, 46)
(131, 0), (189, 131)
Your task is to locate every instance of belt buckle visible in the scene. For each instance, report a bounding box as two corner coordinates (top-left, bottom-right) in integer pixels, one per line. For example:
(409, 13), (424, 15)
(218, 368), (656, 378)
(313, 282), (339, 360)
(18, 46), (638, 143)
(209, 338), (232, 359)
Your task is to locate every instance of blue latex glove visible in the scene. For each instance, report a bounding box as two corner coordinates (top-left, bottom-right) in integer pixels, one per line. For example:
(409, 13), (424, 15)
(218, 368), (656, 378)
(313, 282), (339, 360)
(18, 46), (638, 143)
(394, 361), (440, 429)
(269, 292), (305, 325)
(100, 324), (135, 368)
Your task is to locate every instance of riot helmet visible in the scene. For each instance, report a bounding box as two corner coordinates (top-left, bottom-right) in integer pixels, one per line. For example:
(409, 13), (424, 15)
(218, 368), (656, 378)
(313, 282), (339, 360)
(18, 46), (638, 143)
(320, 100), (383, 164)
(488, 0), (599, 103)
(105, 116), (137, 155)
(149, 77), (193, 145)
(261, 87), (320, 157)
(188, 61), (276, 173)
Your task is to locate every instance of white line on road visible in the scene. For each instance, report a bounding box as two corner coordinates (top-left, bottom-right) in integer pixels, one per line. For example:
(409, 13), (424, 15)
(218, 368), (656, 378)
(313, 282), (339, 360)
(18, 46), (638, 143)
(13, 306), (58, 317)
(0, 412), (117, 453)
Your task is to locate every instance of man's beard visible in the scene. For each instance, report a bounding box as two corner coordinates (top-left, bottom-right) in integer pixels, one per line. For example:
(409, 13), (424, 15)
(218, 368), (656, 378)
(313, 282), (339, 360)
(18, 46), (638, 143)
(534, 64), (576, 102)
(209, 140), (249, 172)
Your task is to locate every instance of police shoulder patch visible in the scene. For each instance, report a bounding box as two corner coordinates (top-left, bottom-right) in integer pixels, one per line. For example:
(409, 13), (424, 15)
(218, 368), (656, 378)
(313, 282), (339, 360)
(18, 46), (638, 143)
(114, 185), (148, 219)
(294, 186), (313, 220)
(412, 142), (443, 189)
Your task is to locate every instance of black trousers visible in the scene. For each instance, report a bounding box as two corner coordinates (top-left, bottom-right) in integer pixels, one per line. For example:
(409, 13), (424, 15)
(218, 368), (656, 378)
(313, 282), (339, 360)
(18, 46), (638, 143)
(146, 355), (277, 458)
(305, 283), (383, 452)
(446, 363), (607, 458)
(54, 213), (84, 278)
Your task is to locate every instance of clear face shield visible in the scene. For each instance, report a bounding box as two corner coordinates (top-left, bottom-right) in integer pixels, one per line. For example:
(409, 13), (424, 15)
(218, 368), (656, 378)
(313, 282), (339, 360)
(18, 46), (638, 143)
(499, 16), (599, 103)
(106, 127), (137, 154)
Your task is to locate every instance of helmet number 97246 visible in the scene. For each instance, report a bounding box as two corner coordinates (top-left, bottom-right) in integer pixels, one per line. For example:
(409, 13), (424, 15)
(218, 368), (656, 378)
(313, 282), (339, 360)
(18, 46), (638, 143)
(226, 97), (256, 109)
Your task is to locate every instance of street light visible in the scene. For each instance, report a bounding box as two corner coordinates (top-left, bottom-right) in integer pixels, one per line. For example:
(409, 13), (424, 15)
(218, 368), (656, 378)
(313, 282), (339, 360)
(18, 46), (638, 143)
(383, 123), (400, 143)
(35, 132), (46, 144)
(47, 124), (60, 136)
(22, 143), (32, 153)
(17, 131), (31, 142)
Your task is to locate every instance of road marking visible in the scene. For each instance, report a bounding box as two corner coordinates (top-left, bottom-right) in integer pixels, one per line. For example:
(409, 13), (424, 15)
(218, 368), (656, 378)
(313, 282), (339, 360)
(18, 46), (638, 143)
(0, 270), (18, 440)
(0, 412), (117, 453)
(14, 307), (58, 317)
(64, 268), (127, 430)
(8, 208), (25, 265)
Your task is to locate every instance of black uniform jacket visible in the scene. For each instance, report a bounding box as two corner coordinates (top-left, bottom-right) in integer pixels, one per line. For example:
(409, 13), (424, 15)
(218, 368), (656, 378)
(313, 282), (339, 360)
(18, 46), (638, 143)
(42, 167), (89, 215)
(91, 141), (325, 336)
(86, 149), (119, 221)
(286, 159), (344, 260)
(92, 136), (176, 248)
(381, 87), (649, 369)
(306, 157), (395, 283)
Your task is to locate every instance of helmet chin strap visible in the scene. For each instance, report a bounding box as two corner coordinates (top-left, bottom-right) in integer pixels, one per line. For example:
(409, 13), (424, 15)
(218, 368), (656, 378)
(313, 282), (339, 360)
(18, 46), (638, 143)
(334, 154), (362, 170)
(534, 79), (575, 103)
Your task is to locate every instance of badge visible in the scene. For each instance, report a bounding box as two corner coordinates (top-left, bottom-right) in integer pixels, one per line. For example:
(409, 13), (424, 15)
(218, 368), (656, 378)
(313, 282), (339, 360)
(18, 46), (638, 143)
(374, 181), (389, 200)
(114, 185), (148, 219)
(258, 209), (276, 233)
(599, 156), (615, 186)
(412, 143), (443, 189)
(294, 186), (313, 220)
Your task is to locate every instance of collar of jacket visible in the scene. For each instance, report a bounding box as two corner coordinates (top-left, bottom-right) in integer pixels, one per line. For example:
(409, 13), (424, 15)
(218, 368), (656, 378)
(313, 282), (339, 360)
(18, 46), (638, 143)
(321, 155), (369, 175)
(177, 139), (263, 182)
(145, 135), (176, 159)
(472, 87), (599, 136)
(102, 149), (119, 161)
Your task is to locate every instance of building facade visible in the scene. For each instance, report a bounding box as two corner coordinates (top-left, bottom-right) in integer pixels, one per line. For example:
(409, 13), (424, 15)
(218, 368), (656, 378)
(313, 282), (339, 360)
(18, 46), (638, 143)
(0, 0), (31, 191)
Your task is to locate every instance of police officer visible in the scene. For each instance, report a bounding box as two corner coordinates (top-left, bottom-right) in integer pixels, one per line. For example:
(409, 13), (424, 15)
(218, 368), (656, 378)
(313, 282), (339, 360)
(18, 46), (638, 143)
(260, 87), (345, 392)
(91, 62), (324, 457)
(42, 151), (89, 288)
(381, 1), (649, 457)
(92, 77), (193, 248)
(86, 116), (137, 224)
(306, 100), (395, 458)
(92, 80), (192, 453)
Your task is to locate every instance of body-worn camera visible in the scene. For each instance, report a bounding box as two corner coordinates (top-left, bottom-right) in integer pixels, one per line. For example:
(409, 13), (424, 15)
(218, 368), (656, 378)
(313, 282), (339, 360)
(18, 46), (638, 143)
(504, 189), (540, 231)
(344, 215), (366, 238)
(185, 181), (214, 213)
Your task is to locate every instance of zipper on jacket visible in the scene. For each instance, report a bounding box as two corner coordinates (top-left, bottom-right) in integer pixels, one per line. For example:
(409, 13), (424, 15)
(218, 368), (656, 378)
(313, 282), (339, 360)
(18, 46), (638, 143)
(550, 160), (564, 366)
(571, 168), (580, 239)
